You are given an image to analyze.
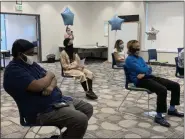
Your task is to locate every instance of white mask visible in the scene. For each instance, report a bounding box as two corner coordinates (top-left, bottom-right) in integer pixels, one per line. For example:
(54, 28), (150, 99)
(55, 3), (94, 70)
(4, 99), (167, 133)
(67, 30), (71, 35)
(21, 54), (34, 65)
(120, 44), (124, 49)
(135, 50), (140, 56)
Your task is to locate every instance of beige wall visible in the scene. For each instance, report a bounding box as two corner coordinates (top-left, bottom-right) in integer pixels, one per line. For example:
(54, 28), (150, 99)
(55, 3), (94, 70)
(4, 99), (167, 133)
(1, 2), (92, 61)
(1, 1), (182, 64)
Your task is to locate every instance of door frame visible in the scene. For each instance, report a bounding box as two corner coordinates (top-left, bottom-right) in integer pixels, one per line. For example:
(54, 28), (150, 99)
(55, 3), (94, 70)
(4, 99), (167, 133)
(1, 14), (7, 50)
(1, 12), (42, 62)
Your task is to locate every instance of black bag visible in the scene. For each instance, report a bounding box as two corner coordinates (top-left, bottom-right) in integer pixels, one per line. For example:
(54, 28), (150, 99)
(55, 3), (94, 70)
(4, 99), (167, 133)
(47, 54), (55, 63)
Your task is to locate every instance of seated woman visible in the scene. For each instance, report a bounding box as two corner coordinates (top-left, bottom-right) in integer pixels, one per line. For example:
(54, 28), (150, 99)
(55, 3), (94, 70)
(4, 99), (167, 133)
(113, 39), (125, 67)
(178, 48), (184, 75)
(60, 38), (98, 100)
(125, 40), (184, 127)
(64, 26), (74, 40)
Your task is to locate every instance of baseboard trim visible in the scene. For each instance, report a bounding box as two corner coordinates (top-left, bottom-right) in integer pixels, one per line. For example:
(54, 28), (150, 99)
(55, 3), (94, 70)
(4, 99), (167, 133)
(41, 57), (107, 63)
(146, 62), (175, 67)
(41, 59), (175, 67)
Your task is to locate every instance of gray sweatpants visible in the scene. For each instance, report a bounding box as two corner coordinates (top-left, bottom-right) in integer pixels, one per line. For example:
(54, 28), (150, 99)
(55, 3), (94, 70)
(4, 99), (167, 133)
(36, 98), (93, 139)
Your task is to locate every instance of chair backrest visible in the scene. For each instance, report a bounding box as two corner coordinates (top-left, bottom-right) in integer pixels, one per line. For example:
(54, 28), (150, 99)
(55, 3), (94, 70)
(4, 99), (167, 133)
(148, 49), (157, 62)
(177, 48), (183, 54)
(112, 53), (117, 68)
(6, 94), (30, 126)
(123, 65), (131, 89)
(175, 57), (179, 76)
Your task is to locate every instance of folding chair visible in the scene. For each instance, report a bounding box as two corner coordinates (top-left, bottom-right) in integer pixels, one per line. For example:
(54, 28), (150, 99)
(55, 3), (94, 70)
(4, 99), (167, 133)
(148, 49), (168, 74)
(108, 53), (123, 81)
(12, 98), (63, 139)
(59, 59), (78, 96)
(118, 65), (156, 117)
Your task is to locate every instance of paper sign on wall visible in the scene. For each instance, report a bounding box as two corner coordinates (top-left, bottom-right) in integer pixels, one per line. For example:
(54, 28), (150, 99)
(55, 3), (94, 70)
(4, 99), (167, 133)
(15, 4), (22, 11)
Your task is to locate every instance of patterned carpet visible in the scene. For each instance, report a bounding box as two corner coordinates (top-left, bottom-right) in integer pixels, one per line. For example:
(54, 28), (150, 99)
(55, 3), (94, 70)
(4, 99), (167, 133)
(1, 60), (184, 138)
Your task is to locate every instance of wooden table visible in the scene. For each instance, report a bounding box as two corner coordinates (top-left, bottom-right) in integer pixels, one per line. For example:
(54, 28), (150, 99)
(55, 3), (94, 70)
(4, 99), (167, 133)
(59, 45), (108, 59)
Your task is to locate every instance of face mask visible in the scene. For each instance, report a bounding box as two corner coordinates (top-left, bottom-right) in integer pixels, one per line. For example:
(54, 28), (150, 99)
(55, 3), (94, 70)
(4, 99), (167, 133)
(135, 50), (140, 56)
(21, 54), (34, 65)
(67, 30), (71, 35)
(130, 48), (140, 56)
(120, 44), (124, 49)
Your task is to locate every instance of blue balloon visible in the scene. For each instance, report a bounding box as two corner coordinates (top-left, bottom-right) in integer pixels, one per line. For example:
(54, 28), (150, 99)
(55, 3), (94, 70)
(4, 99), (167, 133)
(108, 15), (124, 31)
(61, 7), (74, 26)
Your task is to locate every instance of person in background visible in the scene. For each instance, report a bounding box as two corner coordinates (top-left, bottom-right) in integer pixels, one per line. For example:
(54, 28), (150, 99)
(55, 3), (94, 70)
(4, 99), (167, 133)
(125, 40), (184, 127)
(113, 39), (125, 67)
(3, 39), (93, 139)
(178, 48), (184, 75)
(60, 38), (98, 100)
(64, 26), (74, 40)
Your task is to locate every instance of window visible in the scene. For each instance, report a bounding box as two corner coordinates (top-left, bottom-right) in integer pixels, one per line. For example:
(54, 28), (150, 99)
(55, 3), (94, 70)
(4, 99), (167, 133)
(1, 14), (7, 50)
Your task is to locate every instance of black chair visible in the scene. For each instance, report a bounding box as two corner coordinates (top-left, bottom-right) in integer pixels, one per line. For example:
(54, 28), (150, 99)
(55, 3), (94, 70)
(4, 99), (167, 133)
(148, 49), (168, 64)
(112, 53), (117, 69)
(11, 97), (63, 138)
(109, 53), (123, 81)
(148, 49), (168, 75)
(118, 65), (155, 117)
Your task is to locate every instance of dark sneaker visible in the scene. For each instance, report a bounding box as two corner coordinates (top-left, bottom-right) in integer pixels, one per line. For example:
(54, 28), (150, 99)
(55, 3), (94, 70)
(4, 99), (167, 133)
(49, 135), (60, 139)
(154, 116), (171, 127)
(86, 91), (98, 100)
(168, 109), (184, 117)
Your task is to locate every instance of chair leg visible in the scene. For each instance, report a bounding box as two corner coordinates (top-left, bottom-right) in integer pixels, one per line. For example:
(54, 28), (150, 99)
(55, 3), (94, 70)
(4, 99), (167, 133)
(34, 126), (42, 138)
(135, 92), (145, 103)
(23, 127), (32, 139)
(117, 90), (131, 112)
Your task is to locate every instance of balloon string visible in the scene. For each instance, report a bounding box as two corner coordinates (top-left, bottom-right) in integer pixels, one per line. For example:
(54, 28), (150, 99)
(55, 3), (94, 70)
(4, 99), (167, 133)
(115, 30), (117, 43)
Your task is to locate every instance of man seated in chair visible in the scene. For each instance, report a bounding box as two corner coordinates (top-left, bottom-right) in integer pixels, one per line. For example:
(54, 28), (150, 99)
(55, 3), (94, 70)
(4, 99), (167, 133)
(60, 38), (98, 100)
(178, 48), (184, 75)
(3, 39), (93, 139)
(125, 40), (184, 127)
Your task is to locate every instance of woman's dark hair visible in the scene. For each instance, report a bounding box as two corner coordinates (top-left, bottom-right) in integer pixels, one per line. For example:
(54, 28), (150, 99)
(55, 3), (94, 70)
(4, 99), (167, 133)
(63, 38), (74, 62)
(114, 39), (123, 52)
(66, 26), (70, 32)
(63, 38), (70, 47)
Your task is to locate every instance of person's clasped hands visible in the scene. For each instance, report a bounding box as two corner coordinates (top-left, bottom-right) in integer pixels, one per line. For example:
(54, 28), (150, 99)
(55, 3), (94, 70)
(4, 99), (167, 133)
(137, 74), (145, 79)
(42, 71), (55, 96)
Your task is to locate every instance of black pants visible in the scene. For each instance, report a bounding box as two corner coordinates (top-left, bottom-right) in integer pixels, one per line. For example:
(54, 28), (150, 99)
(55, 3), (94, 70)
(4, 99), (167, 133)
(136, 76), (180, 113)
(36, 98), (93, 139)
